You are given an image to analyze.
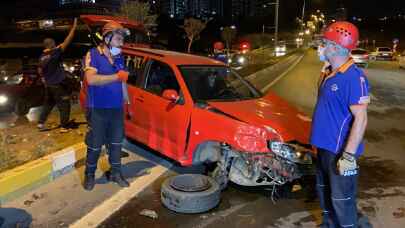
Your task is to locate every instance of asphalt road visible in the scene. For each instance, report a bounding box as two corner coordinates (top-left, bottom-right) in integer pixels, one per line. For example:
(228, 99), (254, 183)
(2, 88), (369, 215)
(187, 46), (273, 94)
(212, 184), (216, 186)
(99, 51), (405, 228)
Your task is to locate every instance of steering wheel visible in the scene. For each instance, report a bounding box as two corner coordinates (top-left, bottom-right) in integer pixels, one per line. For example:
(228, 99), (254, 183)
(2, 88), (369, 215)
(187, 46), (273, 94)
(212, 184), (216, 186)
(216, 87), (240, 99)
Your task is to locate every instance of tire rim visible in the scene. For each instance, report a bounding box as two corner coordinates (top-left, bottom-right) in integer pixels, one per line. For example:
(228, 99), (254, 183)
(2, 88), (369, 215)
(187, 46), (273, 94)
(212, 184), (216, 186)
(170, 174), (212, 192)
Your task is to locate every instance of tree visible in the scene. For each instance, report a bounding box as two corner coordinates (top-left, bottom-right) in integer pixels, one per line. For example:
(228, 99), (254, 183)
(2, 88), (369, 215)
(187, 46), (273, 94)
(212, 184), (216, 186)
(116, 0), (157, 36)
(221, 27), (237, 53)
(183, 18), (207, 53)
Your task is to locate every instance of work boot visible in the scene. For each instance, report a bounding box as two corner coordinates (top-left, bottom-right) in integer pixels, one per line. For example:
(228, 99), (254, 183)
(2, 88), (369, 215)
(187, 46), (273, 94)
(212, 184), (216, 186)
(83, 175), (95, 191)
(105, 171), (130, 188)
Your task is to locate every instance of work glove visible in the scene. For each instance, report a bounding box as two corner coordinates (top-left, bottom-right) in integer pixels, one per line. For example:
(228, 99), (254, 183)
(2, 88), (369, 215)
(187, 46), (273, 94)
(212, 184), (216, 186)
(117, 70), (129, 82)
(337, 152), (358, 176)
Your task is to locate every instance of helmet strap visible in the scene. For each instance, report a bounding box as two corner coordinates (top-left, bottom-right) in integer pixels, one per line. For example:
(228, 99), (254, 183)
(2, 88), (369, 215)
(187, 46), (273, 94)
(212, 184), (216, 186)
(104, 32), (113, 48)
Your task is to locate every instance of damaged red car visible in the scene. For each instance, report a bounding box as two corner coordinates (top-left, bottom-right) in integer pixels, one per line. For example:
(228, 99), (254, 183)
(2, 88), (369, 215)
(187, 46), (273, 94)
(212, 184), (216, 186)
(121, 47), (316, 189)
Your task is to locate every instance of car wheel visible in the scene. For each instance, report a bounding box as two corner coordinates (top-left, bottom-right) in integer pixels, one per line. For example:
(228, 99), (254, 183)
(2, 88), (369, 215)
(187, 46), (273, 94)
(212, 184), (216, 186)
(14, 100), (30, 116)
(161, 174), (221, 214)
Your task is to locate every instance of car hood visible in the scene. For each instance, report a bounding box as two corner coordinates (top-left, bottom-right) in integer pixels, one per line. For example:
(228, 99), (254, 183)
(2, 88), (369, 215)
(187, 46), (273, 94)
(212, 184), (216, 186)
(208, 94), (312, 143)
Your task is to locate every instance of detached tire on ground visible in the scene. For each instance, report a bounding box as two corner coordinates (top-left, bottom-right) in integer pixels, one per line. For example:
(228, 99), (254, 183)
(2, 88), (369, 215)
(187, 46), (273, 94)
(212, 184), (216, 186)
(161, 174), (221, 214)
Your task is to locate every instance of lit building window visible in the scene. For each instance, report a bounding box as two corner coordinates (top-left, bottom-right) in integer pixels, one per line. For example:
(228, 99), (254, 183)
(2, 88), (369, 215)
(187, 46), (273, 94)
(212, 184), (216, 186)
(59, 0), (96, 5)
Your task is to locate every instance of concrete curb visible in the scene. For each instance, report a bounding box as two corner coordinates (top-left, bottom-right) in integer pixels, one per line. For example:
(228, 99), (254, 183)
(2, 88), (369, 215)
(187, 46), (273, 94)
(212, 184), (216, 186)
(0, 142), (87, 204)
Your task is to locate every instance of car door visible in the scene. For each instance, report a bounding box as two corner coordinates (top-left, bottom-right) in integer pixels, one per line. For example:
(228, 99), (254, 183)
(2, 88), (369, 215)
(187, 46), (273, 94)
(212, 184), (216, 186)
(123, 53), (149, 142)
(136, 59), (191, 160)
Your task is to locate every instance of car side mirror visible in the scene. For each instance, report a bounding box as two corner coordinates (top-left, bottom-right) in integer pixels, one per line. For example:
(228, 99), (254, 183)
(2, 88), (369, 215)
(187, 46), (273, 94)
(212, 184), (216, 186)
(162, 89), (179, 103)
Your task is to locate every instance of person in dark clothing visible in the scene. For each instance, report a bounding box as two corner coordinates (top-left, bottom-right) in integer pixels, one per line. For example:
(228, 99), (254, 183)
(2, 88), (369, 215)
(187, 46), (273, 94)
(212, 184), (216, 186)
(37, 18), (77, 133)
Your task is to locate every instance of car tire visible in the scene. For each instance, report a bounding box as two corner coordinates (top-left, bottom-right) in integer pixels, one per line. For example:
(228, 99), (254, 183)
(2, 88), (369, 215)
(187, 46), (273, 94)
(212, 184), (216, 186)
(14, 100), (30, 116)
(161, 174), (221, 214)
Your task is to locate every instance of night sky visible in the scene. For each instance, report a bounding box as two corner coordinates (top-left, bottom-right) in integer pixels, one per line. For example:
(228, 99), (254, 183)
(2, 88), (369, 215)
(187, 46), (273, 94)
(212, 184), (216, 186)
(309, 0), (405, 18)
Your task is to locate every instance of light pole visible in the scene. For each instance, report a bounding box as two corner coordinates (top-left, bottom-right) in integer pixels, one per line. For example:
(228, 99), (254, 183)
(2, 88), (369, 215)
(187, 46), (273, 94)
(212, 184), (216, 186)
(264, 1), (280, 48)
(301, 0), (306, 28)
(274, 0), (279, 49)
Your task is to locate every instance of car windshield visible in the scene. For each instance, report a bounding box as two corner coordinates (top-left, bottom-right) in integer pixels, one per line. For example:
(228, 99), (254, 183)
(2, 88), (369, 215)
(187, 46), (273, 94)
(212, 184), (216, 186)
(179, 66), (262, 102)
(378, 48), (391, 52)
(351, 49), (367, 55)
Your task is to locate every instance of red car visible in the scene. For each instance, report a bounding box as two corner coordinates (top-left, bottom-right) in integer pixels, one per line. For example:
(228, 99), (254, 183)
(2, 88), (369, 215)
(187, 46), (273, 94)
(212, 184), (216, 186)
(121, 48), (315, 189)
(80, 17), (315, 189)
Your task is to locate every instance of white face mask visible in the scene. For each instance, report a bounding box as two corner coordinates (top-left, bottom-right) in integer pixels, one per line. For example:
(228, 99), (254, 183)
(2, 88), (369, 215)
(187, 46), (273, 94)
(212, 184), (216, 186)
(318, 46), (327, 62)
(110, 47), (121, 56)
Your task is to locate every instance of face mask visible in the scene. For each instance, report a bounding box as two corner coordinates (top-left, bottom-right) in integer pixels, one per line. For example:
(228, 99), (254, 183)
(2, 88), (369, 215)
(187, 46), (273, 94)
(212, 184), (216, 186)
(318, 46), (327, 62)
(110, 47), (121, 56)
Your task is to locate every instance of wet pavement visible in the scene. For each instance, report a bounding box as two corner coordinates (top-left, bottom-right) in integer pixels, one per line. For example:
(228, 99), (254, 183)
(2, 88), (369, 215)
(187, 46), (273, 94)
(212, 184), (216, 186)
(100, 50), (405, 228)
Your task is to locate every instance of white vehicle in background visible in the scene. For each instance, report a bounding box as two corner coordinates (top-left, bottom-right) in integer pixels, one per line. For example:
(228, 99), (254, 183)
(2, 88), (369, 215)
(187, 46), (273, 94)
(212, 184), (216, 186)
(350, 48), (369, 68)
(274, 41), (287, 57)
(399, 50), (405, 69)
(370, 47), (394, 61)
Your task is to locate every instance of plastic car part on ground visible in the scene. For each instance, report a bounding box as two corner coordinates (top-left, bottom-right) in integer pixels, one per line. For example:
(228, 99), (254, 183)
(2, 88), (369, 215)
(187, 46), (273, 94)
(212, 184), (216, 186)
(161, 174), (221, 214)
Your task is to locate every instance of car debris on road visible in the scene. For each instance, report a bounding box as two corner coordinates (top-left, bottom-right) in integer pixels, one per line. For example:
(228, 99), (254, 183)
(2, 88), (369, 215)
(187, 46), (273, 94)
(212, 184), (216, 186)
(139, 209), (159, 219)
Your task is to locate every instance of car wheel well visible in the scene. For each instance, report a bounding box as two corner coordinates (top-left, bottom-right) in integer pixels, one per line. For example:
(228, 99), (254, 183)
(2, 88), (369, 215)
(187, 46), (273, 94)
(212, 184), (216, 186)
(192, 141), (222, 165)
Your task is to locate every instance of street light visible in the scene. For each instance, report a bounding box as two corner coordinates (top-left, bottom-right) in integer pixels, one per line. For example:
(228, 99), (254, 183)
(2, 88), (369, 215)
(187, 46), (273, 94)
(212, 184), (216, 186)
(261, 1), (279, 49)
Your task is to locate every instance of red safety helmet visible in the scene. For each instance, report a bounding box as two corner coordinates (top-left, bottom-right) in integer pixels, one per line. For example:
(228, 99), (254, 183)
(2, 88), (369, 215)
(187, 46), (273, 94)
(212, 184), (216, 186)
(102, 21), (130, 38)
(323, 21), (359, 50)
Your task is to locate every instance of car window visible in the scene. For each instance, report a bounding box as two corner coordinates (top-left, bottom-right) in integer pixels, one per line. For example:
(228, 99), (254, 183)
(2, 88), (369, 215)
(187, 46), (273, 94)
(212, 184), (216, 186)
(351, 49), (367, 55)
(145, 60), (180, 96)
(179, 66), (261, 102)
(124, 54), (145, 87)
(378, 48), (391, 52)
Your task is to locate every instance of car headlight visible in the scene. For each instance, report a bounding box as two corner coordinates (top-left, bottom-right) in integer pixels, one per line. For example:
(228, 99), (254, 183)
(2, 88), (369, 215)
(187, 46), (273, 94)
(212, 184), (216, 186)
(269, 141), (312, 164)
(227, 58), (232, 64)
(0, 95), (9, 105)
(237, 56), (245, 64)
(3, 74), (23, 85)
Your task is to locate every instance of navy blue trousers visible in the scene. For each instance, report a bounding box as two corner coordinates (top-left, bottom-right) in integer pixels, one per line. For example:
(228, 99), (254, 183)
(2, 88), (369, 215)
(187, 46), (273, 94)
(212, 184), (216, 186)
(84, 108), (124, 176)
(316, 148), (359, 228)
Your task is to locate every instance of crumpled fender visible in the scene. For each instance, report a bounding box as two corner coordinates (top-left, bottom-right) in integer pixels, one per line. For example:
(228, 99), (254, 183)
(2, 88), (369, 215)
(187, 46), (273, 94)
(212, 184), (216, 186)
(182, 107), (276, 166)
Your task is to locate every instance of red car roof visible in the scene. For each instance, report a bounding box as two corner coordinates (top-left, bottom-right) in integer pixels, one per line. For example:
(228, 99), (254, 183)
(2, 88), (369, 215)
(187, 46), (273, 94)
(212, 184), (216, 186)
(80, 15), (145, 31)
(124, 47), (226, 66)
